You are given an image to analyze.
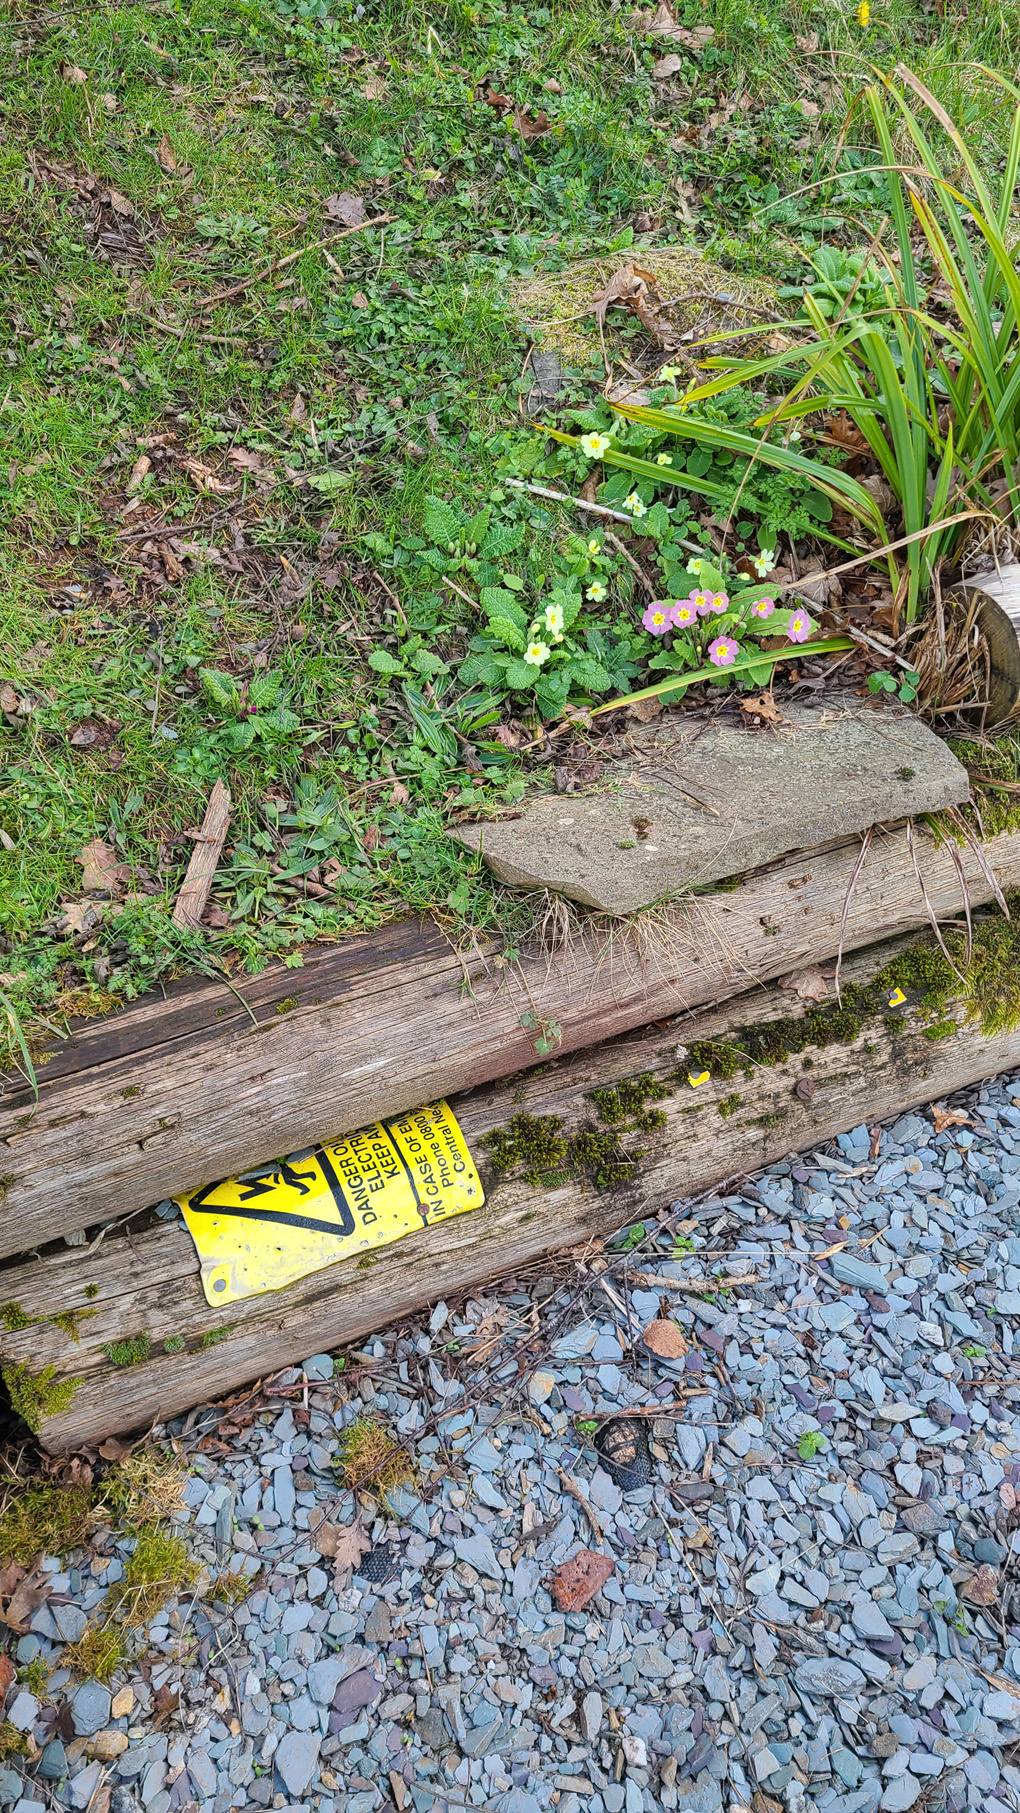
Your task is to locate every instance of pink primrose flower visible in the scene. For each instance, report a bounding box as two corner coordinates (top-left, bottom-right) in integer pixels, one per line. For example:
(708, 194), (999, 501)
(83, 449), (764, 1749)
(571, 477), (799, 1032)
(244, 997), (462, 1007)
(642, 603), (672, 635)
(708, 636), (740, 667)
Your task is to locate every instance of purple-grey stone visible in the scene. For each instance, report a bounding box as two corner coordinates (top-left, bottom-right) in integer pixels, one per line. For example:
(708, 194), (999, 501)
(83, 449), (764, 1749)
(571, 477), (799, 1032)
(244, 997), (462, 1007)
(331, 1669), (383, 1722)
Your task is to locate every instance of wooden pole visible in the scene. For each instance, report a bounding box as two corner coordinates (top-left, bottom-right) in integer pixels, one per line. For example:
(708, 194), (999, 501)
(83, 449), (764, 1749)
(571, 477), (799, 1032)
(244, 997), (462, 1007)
(4, 928), (1019, 1452)
(2, 823), (1020, 1260)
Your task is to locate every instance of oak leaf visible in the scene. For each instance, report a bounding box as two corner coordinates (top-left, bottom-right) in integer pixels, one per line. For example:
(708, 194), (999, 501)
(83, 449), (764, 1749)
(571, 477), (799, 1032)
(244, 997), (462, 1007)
(642, 1318), (687, 1359)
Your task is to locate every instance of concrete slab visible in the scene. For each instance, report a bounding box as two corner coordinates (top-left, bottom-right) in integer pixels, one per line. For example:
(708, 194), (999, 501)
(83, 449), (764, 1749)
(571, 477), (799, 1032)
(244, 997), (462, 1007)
(454, 698), (970, 915)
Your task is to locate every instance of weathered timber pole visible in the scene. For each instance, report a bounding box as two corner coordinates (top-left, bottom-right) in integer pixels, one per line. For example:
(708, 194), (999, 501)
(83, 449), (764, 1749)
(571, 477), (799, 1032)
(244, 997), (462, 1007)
(2, 823), (1020, 1261)
(4, 928), (1019, 1451)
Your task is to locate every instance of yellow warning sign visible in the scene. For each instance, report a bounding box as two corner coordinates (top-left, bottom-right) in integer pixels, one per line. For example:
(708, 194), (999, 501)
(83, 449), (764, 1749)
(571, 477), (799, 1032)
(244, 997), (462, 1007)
(177, 1101), (484, 1306)
(887, 987), (907, 1008)
(688, 1070), (711, 1088)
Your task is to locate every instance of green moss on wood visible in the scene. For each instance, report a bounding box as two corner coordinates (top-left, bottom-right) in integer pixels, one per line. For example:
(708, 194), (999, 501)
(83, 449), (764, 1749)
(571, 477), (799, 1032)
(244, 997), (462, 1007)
(2, 1363), (81, 1432)
(83, 1283), (99, 1299)
(48, 1309), (97, 1344)
(591, 1073), (671, 1124)
(199, 1326), (231, 1348)
(1, 1301), (32, 1331)
(103, 1332), (151, 1367)
(163, 1335), (186, 1355)
(718, 1093), (743, 1118)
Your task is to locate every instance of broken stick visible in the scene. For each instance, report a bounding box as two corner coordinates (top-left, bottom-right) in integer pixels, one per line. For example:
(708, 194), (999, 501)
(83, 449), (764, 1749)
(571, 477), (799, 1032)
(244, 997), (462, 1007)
(172, 780), (231, 930)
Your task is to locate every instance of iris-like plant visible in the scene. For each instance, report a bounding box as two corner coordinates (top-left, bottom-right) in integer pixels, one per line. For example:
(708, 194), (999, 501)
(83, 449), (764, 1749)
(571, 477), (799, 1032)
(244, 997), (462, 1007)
(606, 67), (1020, 626)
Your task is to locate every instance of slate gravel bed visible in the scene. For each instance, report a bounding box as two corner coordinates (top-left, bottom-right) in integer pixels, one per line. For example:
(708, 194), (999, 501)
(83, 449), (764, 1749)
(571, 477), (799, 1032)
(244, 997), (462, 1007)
(7, 1070), (1020, 1813)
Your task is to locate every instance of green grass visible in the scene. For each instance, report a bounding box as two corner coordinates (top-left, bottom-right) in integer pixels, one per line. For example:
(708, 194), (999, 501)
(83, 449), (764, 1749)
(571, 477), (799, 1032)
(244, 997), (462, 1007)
(2, 0), (1017, 1061)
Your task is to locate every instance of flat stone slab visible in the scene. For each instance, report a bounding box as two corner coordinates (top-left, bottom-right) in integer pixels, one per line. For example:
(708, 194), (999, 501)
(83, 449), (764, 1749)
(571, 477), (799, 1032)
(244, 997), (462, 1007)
(454, 698), (970, 915)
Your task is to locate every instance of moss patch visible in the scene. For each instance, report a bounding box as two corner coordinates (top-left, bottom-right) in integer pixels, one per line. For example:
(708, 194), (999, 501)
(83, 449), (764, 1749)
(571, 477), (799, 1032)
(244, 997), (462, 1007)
(0, 1302), (32, 1332)
(116, 1527), (199, 1625)
(2, 1362), (81, 1433)
(199, 1326), (231, 1349)
(0, 1724), (28, 1762)
(103, 1333), (151, 1367)
(683, 911), (1020, 1084)
(49, 1308), (97, 1344)
(63, 1623), (128, 1684)
(0, 1481), (95, 1566)
(335, 1415), (414, 1506)
(483, 1069), (675, 1190)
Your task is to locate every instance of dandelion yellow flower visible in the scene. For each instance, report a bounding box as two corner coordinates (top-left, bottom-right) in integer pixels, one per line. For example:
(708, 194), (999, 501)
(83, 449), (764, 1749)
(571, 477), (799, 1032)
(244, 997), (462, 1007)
(579, 431), (612, 458)
(524, 640), (550, 666)
(625, 493), (647, 518)
(856, 0), (870, 23)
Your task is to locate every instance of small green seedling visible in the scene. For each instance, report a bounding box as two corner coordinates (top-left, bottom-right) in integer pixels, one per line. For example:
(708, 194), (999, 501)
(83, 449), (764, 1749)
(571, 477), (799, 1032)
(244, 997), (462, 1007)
(960, 1343), (986, 1358)
(868, 668), (921, 705)
(798, 1430), (827, 1459)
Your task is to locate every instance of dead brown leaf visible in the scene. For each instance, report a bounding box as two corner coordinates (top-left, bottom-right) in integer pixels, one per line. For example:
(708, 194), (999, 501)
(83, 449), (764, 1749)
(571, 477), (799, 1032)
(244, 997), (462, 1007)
(325, 192), (365, 226)
(645, 5), (714, 45)
(642, 1319), (688, 1359)
(931, 1104), (973, 1133)
(150, 1683), (180, 1729)
(156, 135), (177, 172)
(59, 899), (103, 936)
(0, 682), (21, 715)
(591, 261), (671, 346)
(61, 63), (89, 84)
(0, 1654), (14, 1698)
(796, 31), (820, 52)
(513, 107), (551, 139)
(627, 694), (663, 723)
(77, 838), (131, 895)
(98, 1435), (134, 1461)
(739, 692), (781, 725)
(0, 1567), (51, 1634)
(652, 54), (685, 80)
(484, 88), (513, 110)
(781, 966), (830, 1004)
(314, 1521), (372, 1581)
(362, 72), (387, 100)
(101, 92), (118, 112)
(201, 902), (230, 929)
(108, 190), (133, 217)
(226, 447), (265, 472)
(795, 1077), (817, 1104)
(351, 291), (370, 309)
(389, 780), (410, 806)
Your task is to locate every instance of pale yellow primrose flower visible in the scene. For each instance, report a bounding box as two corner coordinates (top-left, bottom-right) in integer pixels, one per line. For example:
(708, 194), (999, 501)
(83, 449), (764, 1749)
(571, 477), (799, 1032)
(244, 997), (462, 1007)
(579, 432), (612, 457)
(656, 452), (673, 466)
(625, 493), (647, 518)
(586, 581), (607, 603)
(588, 537), (601, 554)
(752, 548), (777, 577)
(524, 640), (550, 666)
(543, 602), (565, 638)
